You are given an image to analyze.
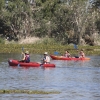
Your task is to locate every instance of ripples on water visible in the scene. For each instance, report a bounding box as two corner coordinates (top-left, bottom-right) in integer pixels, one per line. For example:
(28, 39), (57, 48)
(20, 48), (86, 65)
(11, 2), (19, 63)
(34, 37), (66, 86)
(0, 54), (100, 100)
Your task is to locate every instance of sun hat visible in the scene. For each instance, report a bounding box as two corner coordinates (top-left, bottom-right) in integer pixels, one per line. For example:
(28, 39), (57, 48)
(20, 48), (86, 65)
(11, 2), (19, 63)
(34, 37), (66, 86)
(44, 52), (48, 55)
(25, 51), (29, 54)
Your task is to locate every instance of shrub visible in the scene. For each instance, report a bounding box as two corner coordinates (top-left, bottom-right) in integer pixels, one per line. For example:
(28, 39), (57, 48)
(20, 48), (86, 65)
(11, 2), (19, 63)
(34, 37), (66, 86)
(0, 38), (5, 44)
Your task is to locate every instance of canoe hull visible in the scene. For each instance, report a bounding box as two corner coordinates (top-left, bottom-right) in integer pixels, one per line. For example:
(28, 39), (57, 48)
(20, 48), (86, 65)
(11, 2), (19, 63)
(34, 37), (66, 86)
(8, 59), (40, 67)
(50, 55), (90, 60)
(41, 63), (55, 68)
(8, 59), (55, 68)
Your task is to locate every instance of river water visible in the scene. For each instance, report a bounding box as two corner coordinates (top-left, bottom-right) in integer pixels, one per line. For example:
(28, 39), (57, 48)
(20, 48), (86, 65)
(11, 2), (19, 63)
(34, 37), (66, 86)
(0, 53), (100, 100)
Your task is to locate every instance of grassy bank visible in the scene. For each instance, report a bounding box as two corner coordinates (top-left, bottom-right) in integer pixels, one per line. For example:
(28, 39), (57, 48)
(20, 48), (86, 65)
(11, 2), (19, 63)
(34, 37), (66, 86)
(0, 44), (100, 55)
(0, 89), (60, 94)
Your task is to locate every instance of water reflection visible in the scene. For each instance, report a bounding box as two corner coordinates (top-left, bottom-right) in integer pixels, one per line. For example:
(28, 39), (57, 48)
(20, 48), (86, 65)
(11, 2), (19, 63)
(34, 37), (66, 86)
(0, 54), (100, 100)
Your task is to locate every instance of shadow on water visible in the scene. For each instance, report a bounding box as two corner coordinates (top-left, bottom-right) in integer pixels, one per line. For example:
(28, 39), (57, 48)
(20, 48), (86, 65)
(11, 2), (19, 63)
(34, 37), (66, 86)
(0, 53), (100, 100)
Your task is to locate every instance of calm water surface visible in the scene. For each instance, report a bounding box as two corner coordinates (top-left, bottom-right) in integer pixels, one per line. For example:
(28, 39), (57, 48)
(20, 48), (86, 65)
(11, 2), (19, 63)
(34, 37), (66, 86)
(0, 53), (100, 100)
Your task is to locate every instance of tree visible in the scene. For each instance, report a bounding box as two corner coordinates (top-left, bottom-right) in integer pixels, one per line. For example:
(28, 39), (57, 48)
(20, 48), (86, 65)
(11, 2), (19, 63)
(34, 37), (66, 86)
(0, 0), (33, 40)
(0, 0), (100, 45)
(92, 0), (100, 9)
(0, 0), (4, 11)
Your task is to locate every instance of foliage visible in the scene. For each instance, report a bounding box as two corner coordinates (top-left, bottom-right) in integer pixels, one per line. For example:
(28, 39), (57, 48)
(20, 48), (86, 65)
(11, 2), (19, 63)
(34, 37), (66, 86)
(0, 0), (100, 45)
(0, 0), (32, 40)
(0, 0), (4, 11)
(0, 89), (60, 94)
(0, 43), (100, 55)
(96, 18), (100, 31)
(91, 0), (100, 9)
(0, 38), (5, 44)
(33, 0), (100, 45)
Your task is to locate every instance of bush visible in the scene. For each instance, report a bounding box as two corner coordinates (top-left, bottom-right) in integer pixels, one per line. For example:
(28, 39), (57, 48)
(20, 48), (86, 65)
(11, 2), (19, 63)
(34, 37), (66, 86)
(0, 38), (5, 44)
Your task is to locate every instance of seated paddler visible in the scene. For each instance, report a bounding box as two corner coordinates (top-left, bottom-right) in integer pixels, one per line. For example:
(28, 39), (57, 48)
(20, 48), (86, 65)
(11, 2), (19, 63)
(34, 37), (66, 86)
(41, 52), (50, 64)
(21, 51), (30, 63)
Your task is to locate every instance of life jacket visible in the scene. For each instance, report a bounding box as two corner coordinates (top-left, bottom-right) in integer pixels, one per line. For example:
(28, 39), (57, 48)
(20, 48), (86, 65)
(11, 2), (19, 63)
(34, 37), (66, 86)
(43, 56), (50, 64)
(25, 54), (30, 63)
(46, 56), (50, 63)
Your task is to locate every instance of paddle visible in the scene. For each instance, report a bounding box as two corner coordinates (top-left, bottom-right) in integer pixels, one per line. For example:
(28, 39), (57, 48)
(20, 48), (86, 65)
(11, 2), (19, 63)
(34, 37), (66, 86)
(73, 44), (79, 58)
(53, 44), (78, 57)
(54, 51), (59, 55)
(74, 44), (78, 50)
(22, 47), (24, 53)
(20, 47), (24, 60)
(18, 47), (25, 67)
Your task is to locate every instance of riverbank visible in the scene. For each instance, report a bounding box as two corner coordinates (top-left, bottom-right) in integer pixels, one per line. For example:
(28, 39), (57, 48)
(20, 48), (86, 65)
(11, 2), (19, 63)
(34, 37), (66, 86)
(0, 44), (100, 55)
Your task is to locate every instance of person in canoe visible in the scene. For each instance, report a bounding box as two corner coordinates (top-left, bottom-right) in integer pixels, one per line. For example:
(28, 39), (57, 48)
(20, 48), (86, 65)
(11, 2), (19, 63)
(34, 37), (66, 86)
(64, 51), (71, 58)
(41, 52), (50, 64)
(20, 51), (30, 63)
(79, 49), (85, 58)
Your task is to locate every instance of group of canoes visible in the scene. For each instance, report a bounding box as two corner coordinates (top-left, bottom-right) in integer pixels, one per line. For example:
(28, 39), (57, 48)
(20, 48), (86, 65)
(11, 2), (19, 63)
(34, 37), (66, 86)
(8, 49), (90, 68)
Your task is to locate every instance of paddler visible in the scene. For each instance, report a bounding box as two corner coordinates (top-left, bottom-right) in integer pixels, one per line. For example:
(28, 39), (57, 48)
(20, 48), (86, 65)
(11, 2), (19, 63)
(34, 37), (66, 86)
(21, 51), (30, 63)
(41, 52), (50, 64)
(64, 51), (71, 58)
(79, 49), (85, 58)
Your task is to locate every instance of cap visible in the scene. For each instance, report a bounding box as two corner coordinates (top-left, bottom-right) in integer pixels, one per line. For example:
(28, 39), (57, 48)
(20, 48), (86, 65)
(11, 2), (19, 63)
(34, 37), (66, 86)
(44, 52), (48, 55)
(25, 51), (29, 54)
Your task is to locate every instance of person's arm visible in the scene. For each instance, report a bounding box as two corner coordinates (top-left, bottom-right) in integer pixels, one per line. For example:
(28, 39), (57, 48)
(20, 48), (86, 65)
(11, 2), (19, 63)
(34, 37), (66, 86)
(41, 57), (46, 64)
(82, 53), (85, 57)
(44, 57), (47, 63)
(22, 53), (25, 60)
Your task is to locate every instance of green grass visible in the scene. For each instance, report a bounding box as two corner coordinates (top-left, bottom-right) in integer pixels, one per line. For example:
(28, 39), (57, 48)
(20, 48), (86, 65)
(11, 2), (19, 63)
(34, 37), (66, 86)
(0, 38), (5, 44)
(0, 89), (60, 94)
(0, 43), (100, 55)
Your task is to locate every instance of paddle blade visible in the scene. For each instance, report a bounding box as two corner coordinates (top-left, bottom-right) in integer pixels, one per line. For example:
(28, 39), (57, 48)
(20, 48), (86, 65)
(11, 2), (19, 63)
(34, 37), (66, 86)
(22, 47), (24, 52)
(54, 51), (59, 55)
(74, 44), (78, 49)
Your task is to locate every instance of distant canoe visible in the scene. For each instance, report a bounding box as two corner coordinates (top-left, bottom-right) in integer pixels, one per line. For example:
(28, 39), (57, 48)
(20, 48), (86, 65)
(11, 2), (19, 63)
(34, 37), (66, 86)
(50, 55), (90, 60)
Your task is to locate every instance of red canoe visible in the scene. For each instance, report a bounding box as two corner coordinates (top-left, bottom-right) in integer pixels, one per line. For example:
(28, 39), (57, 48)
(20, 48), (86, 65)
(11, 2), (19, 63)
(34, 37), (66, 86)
(50, 55), (90, 60)
(41, 63), (55, 68)
(8, 59), (55, 68)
